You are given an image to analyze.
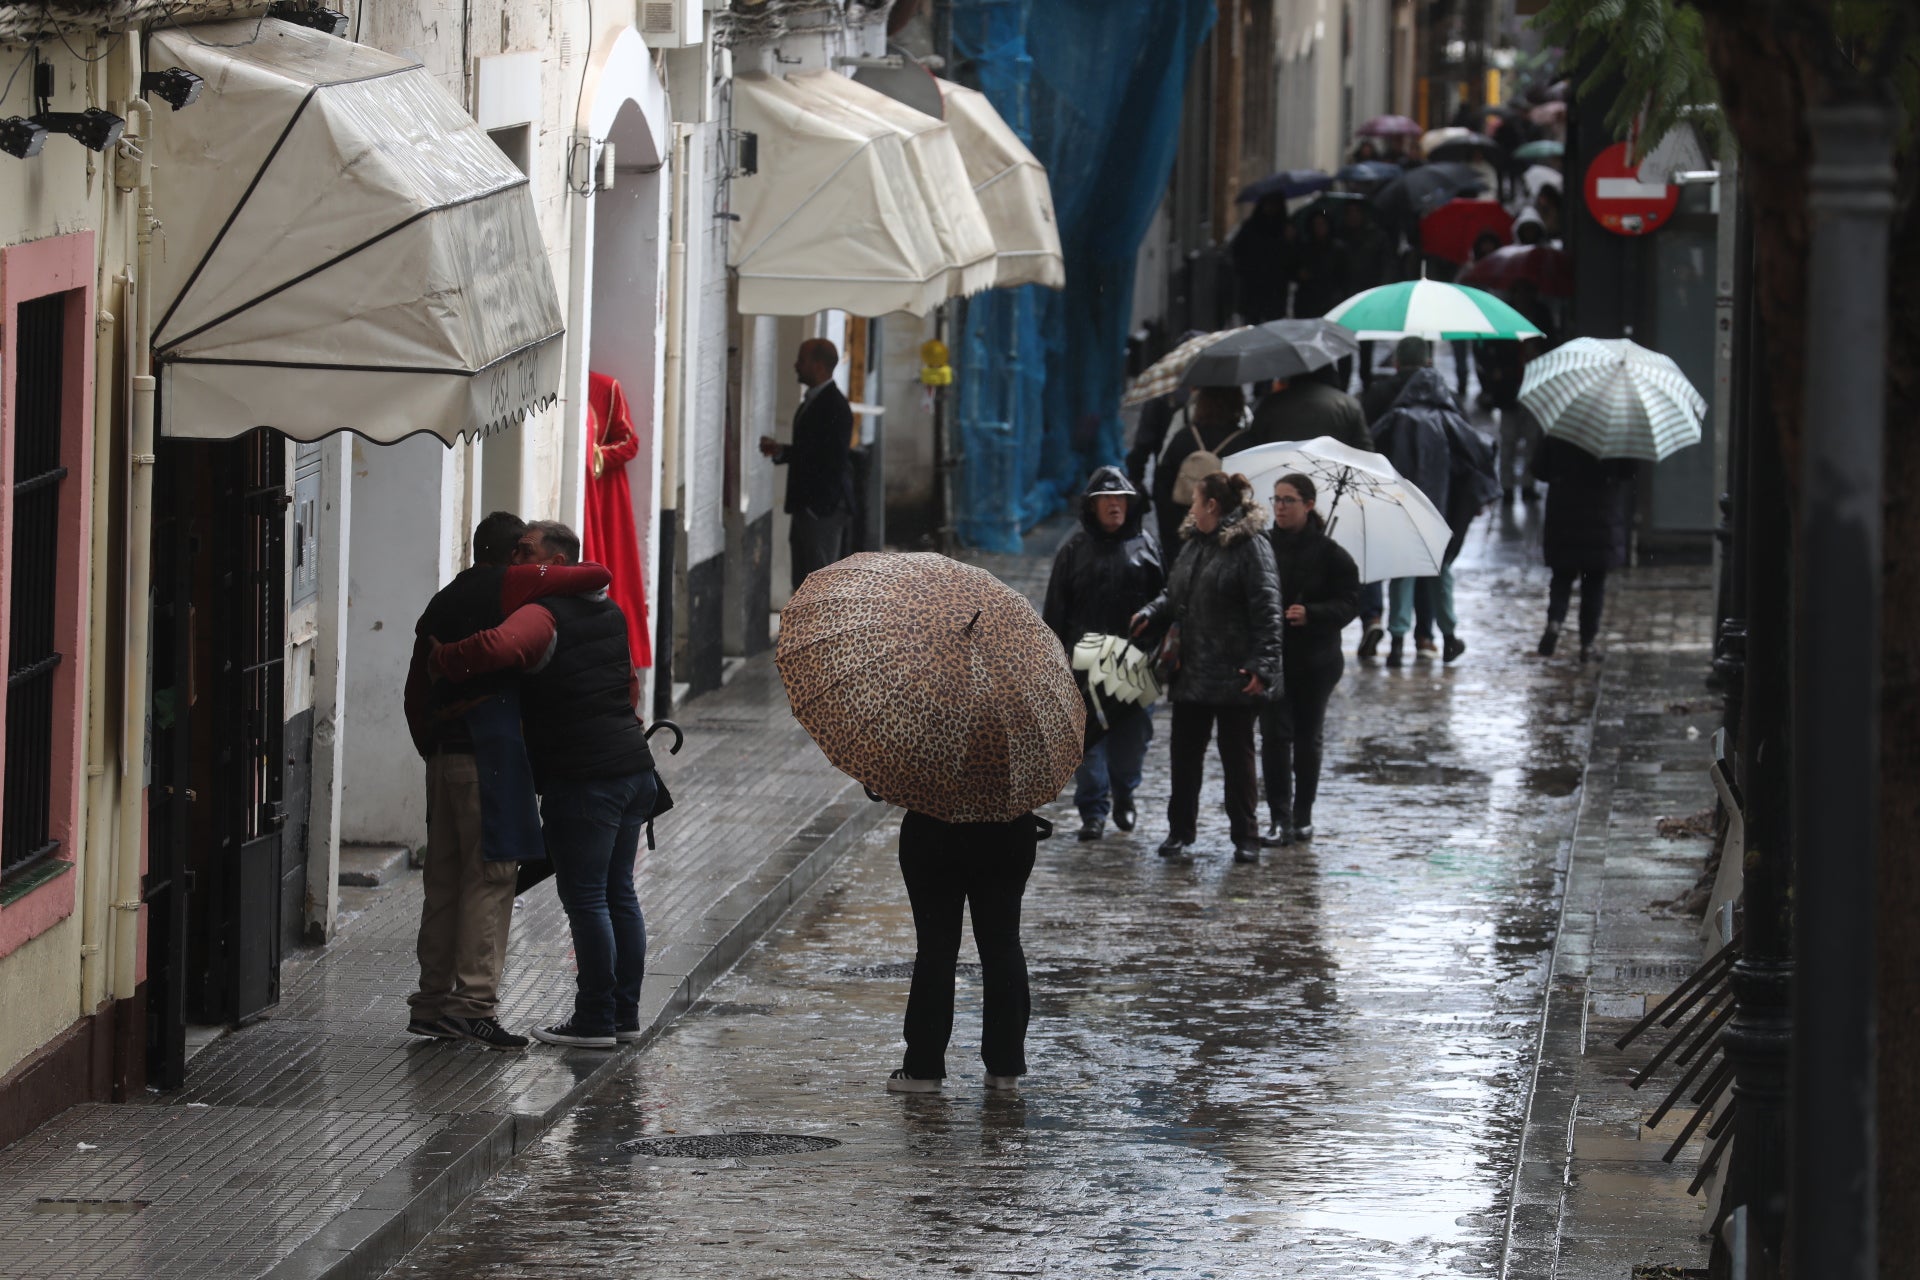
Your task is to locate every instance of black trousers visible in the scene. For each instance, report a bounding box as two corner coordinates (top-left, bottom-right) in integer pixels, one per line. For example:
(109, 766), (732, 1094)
(789, 509), (849, 592)
(1166, 703), (1261, 846)
(898, 811), (1038, 1079)
(1260, 657), (1343, 825)
(1548, 568), (1608, 645)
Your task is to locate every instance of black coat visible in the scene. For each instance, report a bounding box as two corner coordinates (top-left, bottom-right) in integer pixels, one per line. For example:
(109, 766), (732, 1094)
(1230, 213), (1297, 324)
(1137, 502), (1284, 705)
(1235, 380), (1372, 454)
(1537, 436), (1635, 572)
(1269, 519), (1360, 671)
(1152, 414), (1250, 555)
(775, 381), (855, 517)
(1042, 469), (1166, 650)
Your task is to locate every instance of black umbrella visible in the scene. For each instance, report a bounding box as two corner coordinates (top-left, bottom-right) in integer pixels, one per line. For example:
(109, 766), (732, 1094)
(1373, 162), (1487, 227)
(1177, 320), (1360, 390)
(1337, 160), (1403, 186)
(1291, 190), (1370, 226)
(1236, 168), (1333, 203)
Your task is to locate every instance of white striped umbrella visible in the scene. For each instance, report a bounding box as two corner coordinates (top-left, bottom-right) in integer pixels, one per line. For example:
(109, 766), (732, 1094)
(1518, 337), (1706, 462)
(1324, 278), (1544, 341)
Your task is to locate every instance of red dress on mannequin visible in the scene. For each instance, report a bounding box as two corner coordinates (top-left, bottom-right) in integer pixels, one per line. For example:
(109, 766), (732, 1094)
(583, 371), (652, 668)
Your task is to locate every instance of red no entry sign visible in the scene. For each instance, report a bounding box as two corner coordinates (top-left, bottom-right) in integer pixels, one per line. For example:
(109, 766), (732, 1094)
(1582, 141), (1679, 236)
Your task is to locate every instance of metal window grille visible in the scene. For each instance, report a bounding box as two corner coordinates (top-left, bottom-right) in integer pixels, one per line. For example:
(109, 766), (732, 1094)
(4, 294), (69, 881)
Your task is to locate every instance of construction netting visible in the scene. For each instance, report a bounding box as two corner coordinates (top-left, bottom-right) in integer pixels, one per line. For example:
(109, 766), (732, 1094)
(949, 0), (1215, 551)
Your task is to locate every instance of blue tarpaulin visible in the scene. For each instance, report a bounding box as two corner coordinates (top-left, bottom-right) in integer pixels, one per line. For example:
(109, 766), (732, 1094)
(951, 0), (1215, 551)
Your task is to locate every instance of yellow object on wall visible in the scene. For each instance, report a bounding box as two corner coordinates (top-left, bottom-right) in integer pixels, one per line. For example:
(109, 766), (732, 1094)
(919, 338), (953, 387)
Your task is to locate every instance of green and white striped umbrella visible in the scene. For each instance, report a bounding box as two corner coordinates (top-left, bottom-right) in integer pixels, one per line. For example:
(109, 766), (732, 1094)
(1518, 337), (1706, 462)
(1324, 278), (1544, 341)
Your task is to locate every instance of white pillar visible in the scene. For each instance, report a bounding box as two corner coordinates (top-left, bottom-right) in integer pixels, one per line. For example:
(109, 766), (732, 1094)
(304, 434), (352, 938)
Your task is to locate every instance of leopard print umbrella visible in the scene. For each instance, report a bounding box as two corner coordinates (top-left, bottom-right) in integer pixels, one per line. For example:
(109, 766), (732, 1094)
(775, 552), (1085, 823)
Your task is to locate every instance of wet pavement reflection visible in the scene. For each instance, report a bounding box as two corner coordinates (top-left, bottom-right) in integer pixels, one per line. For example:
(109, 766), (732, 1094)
(392, 500), (1601, 1278)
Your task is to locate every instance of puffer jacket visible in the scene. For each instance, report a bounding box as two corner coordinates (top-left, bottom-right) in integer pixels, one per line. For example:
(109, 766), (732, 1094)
(1042, 467), (1166, 650)
(1136, 502), (1284, 705)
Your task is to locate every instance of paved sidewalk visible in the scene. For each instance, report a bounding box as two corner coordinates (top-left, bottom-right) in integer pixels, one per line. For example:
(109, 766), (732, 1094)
(1502, 567), (1721, 1276)
(0, 658), (888, 1280)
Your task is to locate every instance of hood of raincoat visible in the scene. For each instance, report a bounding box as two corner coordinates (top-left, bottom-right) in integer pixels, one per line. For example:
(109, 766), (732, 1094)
(1079, 465), (1147, 541)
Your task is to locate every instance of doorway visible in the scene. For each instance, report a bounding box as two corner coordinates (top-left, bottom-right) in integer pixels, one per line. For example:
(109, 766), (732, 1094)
(146, 430), (290, 1087)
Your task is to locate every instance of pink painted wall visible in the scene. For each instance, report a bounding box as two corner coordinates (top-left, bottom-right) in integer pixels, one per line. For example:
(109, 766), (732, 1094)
(0, 231), (96, 960)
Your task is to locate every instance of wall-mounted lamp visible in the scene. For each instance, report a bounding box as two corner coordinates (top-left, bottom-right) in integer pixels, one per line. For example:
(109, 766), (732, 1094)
(0, 116), (46, 159)
(268, 1), (351, 35)
(142, 67), (206, 111)
(34, 108), (126, 152)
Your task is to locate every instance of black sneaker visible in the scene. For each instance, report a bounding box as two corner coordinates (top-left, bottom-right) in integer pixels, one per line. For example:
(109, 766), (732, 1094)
(1260, 821), (1292, 848)
(1232, 842), (1260, 864)
(1292, 822), (1315, 841)
(1358, 622), (1384, 659)
(1538, 625), (1560, 657)
(886, 1069), (942, 1094)
(1386, 635), (1405, 668)
(1156, 836), (1191, 860)
(406, 1016), (457, 1040)
(447, 1015), (529, 1052)
(1112, 796), (1137, 833)
(614, 1023), (646, 1044)
(1443, 635), (1466, 663)
(1076, 816), (1105, 842)
(983, 1074), (1021, 1092)
(530, 1020), (617, 1049)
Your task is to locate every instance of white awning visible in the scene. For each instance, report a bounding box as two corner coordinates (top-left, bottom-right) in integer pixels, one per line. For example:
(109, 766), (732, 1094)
(730, 72), (989, 318)
(790, 71), (997, 300)
(935, 79), (1066, 291)
(149, 20), (565, 445)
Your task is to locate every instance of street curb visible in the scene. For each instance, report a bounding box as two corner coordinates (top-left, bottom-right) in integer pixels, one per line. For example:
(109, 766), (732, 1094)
(261, 788), (891, 1280)
(1499, 658), (1618, 1279)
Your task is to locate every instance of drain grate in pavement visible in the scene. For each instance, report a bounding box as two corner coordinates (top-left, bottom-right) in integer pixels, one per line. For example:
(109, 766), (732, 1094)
(619, 1134), (841, 1159)
(830, 961), (980, 980)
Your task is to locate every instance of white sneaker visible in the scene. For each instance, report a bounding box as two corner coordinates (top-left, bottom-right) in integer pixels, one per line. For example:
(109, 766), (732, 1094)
(886, 1069), (942, 1094)
(983, 1074), (1021, 1092)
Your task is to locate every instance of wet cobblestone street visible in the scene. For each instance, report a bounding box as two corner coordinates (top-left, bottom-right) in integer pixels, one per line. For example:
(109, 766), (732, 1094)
(388, 507), (1673, 1279)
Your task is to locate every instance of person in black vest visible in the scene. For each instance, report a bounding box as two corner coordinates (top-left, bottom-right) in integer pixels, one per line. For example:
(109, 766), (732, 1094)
(402, 512), (611, 1051)
(760, 338), (856, 591)
(429, 520), (659, 1049)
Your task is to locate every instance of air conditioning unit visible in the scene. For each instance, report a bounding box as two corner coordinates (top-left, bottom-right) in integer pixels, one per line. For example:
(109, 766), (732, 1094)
(639, 0), (702, 48)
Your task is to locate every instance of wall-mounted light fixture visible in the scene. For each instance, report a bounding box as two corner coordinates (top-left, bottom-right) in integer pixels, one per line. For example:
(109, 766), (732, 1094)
(268, 1), (351, 35)
(141, 67), (205, 111)
(34, 107), (126, 152)
(0, 116), (46, 159)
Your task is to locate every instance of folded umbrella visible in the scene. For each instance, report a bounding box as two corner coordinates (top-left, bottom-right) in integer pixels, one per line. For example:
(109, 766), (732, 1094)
(1122, 327), (1250, 406)
(1231, 438), (1453, 582)
(1456, 244), (1574, 298)
(1237, 169), (1333, 203)
(1177, 319), (1358, 389)
(1326, 277), (1544, 341)
(775, 553), (1084, 823)
(1357, 114), (1424, 139)
(1519, 337), (1706, 462)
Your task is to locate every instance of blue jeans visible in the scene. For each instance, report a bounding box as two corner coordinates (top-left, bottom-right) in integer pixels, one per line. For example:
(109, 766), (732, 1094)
(540, 770), (657, 1033)
(1361, 580), (1385, 625)
(1389, 571), (1455, 639)
(1073, 703), (1154, 821)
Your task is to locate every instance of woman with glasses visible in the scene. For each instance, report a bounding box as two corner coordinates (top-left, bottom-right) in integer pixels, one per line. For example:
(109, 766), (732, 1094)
(1261, 474), (1360, 846)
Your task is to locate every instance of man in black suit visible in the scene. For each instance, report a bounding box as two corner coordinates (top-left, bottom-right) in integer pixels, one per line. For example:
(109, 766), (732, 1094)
(759, 337), (855, 591)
